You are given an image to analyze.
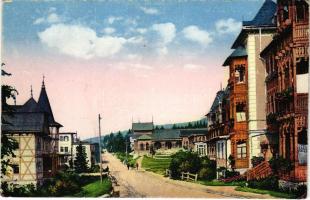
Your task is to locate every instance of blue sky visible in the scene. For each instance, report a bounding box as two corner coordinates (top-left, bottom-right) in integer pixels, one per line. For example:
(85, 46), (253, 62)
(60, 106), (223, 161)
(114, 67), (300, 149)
(2, 0), (268, 137)
(3, 0), (265, 59)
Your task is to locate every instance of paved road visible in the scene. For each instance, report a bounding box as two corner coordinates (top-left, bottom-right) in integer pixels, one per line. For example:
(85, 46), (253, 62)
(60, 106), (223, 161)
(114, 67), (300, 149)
(102, 152), (274, 198)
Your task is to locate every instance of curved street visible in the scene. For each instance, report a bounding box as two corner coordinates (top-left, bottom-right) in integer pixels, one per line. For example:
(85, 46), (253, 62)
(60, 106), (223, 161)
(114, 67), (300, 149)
(102, 152), (274, 198)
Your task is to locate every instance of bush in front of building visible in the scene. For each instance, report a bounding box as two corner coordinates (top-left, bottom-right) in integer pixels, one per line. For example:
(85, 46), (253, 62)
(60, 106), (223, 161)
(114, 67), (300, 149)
(198, 157), (216, 181)
(251, 156), (265, 167)
(169, 151), (217, 181)
(89, 164), (100, 173)
(269, 156), (292, 174)
(169, 151), (200, 179)
(1, 182), (36, 197)
(248, 175), (279, 191)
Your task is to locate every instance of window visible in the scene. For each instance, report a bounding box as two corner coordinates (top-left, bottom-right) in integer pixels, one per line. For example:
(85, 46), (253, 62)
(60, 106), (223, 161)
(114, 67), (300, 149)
(60, 147), (64, 152)
(296, 2), (306, 22)
(60, 136), (64, 141)
(237, 142), (247, 158)
(235, 65), (245, 83)
(236, 103), (246, 122)
(12, 164), (19, 174)
(64, 136), (69, 141)
(64, 147), (69, 152)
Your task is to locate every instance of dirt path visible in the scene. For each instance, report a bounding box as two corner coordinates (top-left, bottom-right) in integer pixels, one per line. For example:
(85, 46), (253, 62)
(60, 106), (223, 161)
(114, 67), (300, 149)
(102, 152), (274, 198)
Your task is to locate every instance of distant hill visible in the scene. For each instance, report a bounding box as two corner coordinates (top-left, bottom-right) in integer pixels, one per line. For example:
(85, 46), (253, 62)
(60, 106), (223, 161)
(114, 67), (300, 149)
(83, 117), (207, 144)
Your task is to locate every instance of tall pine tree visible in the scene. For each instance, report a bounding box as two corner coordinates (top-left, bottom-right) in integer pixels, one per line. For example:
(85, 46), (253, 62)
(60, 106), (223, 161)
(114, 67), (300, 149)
(74, 142), (89, 173)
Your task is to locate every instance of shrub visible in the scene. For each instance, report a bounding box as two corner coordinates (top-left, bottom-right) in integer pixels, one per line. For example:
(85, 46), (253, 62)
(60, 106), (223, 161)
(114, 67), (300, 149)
(89, 164), (100, 173)
(251, 156), (265, 167)
(169, 151), (202, 179)
(248, 176), (279, 191)
(225, 170), (240, 178)
(269, 156), (292, 174)
(199, 167), (216, 181)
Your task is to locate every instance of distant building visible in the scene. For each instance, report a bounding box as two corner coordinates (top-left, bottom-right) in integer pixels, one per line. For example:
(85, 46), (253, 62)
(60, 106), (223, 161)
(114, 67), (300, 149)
(58, 132), (77, 167)
(132, 122), (183, 155)
(206, 89), (231, 171)
(180, 129), (208, 155)
(2, 79), (62, 185)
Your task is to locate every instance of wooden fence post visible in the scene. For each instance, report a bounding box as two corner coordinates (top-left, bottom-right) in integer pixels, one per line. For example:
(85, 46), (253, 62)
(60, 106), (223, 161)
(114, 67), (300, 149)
(195, 174), (198, 182)
(181, 172), (184, 180)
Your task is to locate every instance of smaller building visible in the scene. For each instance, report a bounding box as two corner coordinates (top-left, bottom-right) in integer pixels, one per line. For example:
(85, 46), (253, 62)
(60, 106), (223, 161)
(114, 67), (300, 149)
(180, 129), (208, 154)
(58, 132), (77, 167)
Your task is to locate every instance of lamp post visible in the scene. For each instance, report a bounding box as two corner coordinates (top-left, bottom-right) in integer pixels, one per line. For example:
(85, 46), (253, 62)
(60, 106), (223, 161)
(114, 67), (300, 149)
(98, 114), (103, 183)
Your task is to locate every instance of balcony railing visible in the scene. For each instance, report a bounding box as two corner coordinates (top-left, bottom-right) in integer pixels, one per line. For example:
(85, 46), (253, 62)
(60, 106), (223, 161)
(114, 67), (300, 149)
(293, 23), (309, 42)
(296, 93), (308, 114)
(247, 161), (272, 181)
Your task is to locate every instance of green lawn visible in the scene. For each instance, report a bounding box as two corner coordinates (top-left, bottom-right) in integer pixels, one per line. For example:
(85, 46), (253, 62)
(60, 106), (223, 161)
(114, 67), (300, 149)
(235, 186), (297, 199)
(142, 155), (171, 175)
(75, 177), (112, 197)
(198, 180), (246, 187)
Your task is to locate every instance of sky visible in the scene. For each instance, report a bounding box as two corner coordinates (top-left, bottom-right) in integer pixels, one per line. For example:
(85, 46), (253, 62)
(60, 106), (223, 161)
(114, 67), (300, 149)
(1, 0), (265, 139)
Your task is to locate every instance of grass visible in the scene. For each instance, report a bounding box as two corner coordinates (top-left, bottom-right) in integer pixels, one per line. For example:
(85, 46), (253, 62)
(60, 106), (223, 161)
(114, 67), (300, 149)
(75, 177), (112, 197)
(198, 180), (246, 187)
(142, 155), (172, 175)
(235, 186), (297, 199)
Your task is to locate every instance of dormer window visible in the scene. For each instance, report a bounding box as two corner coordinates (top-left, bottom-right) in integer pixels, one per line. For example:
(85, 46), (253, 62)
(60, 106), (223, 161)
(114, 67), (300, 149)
(235, 64), (245, 83)
(296, 2), (307, 22)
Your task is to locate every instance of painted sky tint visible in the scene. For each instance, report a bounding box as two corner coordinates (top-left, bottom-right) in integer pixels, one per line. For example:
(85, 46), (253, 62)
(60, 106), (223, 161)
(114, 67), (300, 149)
(2, 0), (265, 139)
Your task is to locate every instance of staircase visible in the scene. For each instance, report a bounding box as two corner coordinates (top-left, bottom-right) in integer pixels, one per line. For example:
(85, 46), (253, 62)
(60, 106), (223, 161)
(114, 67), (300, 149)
(246, 161), (272, 181)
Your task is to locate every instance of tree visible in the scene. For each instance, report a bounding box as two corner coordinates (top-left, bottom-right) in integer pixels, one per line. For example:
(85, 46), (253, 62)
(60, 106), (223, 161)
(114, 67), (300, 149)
(172, 124), (177, 129)
(74, 142), (89, 173)
(1, 66), (19, 177)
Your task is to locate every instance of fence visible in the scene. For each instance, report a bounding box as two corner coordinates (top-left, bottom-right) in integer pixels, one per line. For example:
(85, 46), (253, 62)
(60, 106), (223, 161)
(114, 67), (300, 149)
(181, 171), (198, 182)
(165, 169), (172, 178)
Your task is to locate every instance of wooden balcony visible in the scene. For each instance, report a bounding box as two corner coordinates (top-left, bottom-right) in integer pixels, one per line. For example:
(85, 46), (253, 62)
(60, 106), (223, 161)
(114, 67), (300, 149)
(296, 93), (308, 114)
(293, 22), (309, 44)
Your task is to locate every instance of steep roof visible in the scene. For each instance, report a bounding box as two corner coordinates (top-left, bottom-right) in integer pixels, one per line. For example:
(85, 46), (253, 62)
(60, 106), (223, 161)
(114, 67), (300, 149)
(38, 83), (62, 127)
(231, 0), (277, 48)
(2, 112), (46, 133)
(223, 46), (247, 66)
(209, 90), (225, 113)
(243, 0), (276, 27)
(152, 129), (181, 141)
(17, 97), (40, 112)
(132, 122), (153, 131)
(179, 129), (208, 137)
(137, 134), (152, 140)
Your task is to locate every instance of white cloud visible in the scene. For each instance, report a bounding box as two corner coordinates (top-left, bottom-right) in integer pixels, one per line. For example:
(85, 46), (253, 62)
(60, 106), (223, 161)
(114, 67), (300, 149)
(136, 28), (147, 34)
(215, 18), (242, 34)
(47, 13), (60, 23)
(107, 16), (123, 24)
(182, 25), (213, 46)
(140, 7), (159, 15)
(33, 17), (45, 25)
(183, 63), (204, 70)
(152, 23), (176, 45)
(102, 27), (116, 35)
(33, 13), (61, 25)
(124, 18), (137, 26)
(38, 24), (126, 59)
(127, 36), (145, 44)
